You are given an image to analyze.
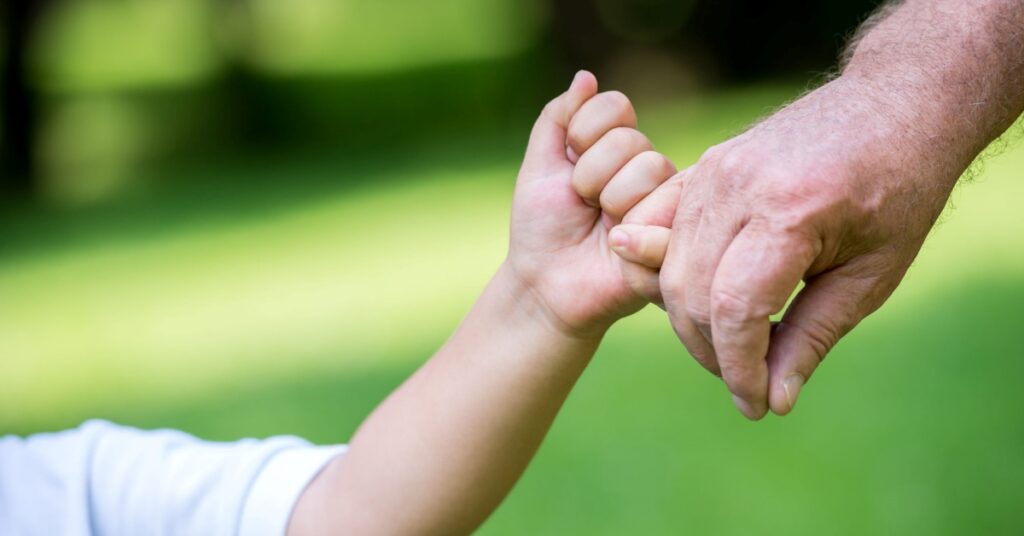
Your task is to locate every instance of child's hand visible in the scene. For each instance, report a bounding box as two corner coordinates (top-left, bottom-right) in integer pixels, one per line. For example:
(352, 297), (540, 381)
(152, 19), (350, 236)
(605, 175), (683, 311)
(503, 71), (677, 339)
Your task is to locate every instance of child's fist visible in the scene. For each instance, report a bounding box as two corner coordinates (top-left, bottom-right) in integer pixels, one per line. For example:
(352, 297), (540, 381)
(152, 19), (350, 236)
(503, 71), (676, 339)
(603, 166), (684, 309)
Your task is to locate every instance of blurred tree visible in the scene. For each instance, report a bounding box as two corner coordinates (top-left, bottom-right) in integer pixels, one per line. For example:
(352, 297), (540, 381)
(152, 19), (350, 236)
(686, 0), (886, 81)
(548, 0), (885, 82)
(1, 0), (47, 196)
(0, 0), (887, 202)
(547, 0), (618, 70)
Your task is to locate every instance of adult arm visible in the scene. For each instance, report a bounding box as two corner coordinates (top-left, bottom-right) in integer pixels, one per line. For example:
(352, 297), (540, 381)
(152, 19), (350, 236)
(623, 0), (1024, 419)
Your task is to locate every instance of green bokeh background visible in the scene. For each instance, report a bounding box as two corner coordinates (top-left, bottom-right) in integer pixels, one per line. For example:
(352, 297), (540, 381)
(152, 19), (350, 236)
(3, 1), (1024, 534)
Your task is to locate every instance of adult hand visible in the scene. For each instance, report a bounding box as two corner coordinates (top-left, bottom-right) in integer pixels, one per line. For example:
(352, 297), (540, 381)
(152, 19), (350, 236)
(614, 75), (967, 419)
(614, 0), (1024, 420)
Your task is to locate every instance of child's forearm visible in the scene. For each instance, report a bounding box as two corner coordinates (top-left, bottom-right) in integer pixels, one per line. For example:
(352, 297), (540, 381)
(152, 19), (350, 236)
(288, 263), (602, 535)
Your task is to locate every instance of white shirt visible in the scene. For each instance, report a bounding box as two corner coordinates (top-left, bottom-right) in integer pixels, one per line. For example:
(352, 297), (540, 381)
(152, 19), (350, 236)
(0, 420), (346, 536)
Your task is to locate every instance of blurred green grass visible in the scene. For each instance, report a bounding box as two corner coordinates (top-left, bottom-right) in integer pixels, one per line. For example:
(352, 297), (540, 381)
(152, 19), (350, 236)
(3, 83), (1024, 535)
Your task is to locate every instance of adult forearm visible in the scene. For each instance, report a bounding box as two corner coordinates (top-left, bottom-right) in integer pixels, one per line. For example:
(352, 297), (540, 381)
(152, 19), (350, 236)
(842, 0), (1024, 169)
(637, 0), (1024, 419)
(290, 264), (600, 535)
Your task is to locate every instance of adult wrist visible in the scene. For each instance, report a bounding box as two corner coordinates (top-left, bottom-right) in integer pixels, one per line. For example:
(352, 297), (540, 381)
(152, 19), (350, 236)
(826, 73), (972, 188)
(840, 46), (1012, 173)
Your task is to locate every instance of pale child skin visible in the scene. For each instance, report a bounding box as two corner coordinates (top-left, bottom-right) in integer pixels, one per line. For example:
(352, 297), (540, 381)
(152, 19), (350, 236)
(286, 71), (678, 535)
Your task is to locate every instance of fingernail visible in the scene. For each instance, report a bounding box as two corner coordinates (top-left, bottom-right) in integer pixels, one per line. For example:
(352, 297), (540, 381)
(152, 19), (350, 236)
(608, 228), (628, 249)
(732, 394), (765, 421)
(783, 373), (805, 412)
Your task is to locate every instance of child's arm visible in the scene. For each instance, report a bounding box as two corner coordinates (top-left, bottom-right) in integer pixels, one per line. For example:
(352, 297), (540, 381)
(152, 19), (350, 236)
(290, 269), (600, 535)
(287, 72), (676, 535)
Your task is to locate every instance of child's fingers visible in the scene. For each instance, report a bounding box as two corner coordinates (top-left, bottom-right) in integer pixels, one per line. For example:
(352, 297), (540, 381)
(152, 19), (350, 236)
(571, 128), (653, 204)
(608, 224), (671, 269)
(522, 70), (598, 176)
(620, 167), (689, 228)
(619, 260), (664, 307)
(599, 151), (677, 222)
(566, 91), (637, 158)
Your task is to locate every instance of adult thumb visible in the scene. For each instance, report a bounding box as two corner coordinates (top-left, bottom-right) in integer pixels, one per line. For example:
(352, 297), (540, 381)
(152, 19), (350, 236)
(766, 264), (882, 415)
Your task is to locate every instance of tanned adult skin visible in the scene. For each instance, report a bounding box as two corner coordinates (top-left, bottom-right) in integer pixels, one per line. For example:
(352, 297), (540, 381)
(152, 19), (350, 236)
(612, 0), (1024, 419)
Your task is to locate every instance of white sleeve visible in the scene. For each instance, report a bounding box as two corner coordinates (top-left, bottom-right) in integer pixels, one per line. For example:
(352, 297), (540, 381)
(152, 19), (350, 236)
(237, 440), (348, 536)
(0, 420), (346, 536)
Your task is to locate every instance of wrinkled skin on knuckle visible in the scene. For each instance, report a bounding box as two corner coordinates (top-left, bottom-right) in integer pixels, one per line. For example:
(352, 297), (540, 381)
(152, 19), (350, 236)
(659, 268), (685, 302)
(719, 362), (764, 400)
(783, 316), (838, 364)
(754, 161), (900, 255)
(714, 149), (755, 183)
(710, 286), (769, 327)
(665, 306), (709, 357)
(684, 300), (713, 329)
(703, 152), (761, 214)
(696, 142), (731, 168)
(674, 199), (704, 230)
(811, 254), (904, 323)
(754, 170), (823, 225)
(728, 166), (858, 273)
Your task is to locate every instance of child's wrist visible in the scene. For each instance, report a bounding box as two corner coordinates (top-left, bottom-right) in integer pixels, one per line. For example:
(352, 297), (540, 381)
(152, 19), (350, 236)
(492, 262), (608, 346)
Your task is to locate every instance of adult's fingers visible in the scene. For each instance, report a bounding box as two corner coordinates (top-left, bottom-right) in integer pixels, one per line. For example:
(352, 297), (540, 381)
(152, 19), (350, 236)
(684, 201), (745, 345)
(610, 166), (716, 370)
(676, 145), (746, 346)
(608, 224), (670, 269)
(521, 71), (598, 177)
(617, 165), (720, 377)
(566, 91), (638, 158)
(766, 258), (884, 415)
(661, 172), (720, 376)
(709, 226), (817, 420)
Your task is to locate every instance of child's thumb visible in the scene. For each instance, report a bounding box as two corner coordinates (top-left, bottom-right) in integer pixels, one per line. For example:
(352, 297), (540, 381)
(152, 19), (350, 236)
(522, 70), (598, 173)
